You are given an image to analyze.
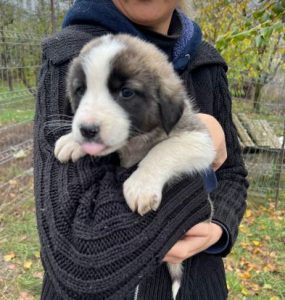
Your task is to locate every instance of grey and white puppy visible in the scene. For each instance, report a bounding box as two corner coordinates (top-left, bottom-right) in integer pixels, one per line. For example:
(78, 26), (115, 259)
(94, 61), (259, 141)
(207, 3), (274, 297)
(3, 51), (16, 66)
(54, 34), (215, 299)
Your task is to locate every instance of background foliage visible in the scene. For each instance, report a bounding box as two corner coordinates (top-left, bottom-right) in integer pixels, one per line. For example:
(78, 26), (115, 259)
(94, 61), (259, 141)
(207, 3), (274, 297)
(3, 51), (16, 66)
(193, 0), (285, 112)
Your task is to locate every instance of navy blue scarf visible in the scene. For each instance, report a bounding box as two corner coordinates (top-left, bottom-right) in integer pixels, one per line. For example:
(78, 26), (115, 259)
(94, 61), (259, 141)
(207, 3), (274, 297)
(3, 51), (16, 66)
(62, 0), (202, 72)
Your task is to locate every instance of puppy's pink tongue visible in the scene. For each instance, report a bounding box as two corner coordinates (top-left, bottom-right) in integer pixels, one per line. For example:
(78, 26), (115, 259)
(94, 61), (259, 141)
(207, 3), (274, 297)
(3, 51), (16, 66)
(81, 143), (106, 155)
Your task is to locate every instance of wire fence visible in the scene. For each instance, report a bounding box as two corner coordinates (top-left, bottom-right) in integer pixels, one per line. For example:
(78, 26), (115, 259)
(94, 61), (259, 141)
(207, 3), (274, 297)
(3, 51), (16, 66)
(229, 75), (285, 206)
(0, 29), (284, 211)
(0, 28), (37, 215)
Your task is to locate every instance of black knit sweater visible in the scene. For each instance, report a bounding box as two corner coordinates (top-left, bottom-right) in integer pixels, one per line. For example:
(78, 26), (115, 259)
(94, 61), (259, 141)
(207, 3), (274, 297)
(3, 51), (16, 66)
(34, 25), (248, 300)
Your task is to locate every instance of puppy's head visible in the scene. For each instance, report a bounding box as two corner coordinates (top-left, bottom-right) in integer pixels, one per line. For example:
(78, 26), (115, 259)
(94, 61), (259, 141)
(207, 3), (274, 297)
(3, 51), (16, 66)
(67, 34), (186, 156)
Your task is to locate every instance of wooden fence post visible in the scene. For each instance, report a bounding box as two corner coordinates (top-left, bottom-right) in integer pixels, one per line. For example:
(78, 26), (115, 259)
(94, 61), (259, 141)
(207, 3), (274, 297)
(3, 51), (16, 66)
(275, 120), (285, 209)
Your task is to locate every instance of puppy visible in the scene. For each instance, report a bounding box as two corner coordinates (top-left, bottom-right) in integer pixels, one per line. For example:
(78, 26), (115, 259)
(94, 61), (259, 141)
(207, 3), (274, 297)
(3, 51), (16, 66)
(54, 34), (215, 299)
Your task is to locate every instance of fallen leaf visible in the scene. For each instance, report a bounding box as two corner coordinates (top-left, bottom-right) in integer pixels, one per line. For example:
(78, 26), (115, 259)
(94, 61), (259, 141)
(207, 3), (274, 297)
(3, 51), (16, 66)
(19, 291), (34, 300)
(240, 242), (249, 249)
(33, 251), (40, 258)
(263, 264), (276, 272)
(245, 209), (252, 217)
(23, 260), (32, 269)
(13, 149), (27, 159)
(253, 248), (262, 255)
(8, 263), (17, 270)
(239, 224), (248, 233)
(241, 288), (249, 296)
(239, 271), (251, 279)
(263, 284), (272, 290)
(8, 179), (17, 185)
(4, 252), (16, 262)
(252, 240), (261, 246)
(19, 235), (28, 242)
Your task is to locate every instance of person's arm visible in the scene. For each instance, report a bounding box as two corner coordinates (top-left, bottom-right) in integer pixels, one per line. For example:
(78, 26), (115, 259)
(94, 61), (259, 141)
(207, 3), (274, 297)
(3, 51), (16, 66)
(209, 65), (248, 255)
(164, 64), (248, 263)
(163, 114), (228, 264)
(197, 113), (227, 172)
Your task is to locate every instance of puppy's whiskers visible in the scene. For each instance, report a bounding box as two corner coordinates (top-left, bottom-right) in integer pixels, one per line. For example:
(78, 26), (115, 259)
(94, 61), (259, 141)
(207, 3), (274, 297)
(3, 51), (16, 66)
(47, 126), (71, 135)
(47, 113), (73, 120)
(45, 121), (72, 126)
(44, 119), (72, 135)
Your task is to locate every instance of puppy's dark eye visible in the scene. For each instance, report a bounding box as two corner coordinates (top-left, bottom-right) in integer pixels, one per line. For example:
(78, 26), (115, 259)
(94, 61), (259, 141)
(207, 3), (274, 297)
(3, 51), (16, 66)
(120, 87), (135, 99)
(75, 85), (86, 97)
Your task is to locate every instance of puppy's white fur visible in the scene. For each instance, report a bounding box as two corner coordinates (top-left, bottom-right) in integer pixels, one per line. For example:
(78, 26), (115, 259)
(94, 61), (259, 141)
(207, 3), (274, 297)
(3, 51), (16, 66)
(71, 37), (130, 155)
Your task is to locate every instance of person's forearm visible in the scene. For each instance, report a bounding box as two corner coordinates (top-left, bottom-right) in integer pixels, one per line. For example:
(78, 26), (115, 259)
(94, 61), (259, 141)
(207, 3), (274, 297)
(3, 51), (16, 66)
(197, 113), (227, 171)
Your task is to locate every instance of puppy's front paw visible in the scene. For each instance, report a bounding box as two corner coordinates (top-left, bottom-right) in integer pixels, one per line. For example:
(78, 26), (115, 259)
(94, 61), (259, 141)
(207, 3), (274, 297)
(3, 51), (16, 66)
(123, 170), (163, 216)
(54, 133), (86, 163)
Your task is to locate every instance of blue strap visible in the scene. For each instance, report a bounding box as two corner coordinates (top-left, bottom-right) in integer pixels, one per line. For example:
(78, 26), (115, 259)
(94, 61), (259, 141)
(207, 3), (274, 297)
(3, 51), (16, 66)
(202, 168), (218, 193)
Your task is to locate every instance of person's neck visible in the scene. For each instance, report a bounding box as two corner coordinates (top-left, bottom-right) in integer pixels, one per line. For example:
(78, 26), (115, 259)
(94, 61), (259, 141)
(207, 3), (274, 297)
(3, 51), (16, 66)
(143, 15), (172, 35)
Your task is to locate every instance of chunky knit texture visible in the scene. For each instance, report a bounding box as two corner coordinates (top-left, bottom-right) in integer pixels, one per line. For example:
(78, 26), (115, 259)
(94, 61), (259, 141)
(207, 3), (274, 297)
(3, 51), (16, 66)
(34, 25), (248, 299)
(41, 253), (228, 300)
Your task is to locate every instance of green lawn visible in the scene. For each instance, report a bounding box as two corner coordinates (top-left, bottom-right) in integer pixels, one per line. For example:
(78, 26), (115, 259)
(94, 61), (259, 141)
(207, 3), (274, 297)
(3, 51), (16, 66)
(0, 84), (35, 126)
(226, 202), (285, 299)
(0, 194), (43, 300)
(0, 99), (34, 126)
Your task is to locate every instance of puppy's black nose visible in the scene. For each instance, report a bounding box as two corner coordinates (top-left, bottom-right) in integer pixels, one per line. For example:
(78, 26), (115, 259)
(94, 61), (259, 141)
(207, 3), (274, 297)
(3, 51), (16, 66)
(80, 124), (100, 139)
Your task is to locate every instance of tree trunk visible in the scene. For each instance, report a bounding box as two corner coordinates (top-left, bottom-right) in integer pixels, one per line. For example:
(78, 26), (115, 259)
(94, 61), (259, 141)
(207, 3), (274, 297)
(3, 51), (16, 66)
(50, 0), (57, 34)
(253, 81), (262, 113)
(0, 29), (13, 91)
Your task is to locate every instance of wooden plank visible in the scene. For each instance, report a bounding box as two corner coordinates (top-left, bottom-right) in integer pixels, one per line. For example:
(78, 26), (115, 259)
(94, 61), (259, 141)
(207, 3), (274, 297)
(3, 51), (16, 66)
(259, 120), (281, 149)
(238, 113), (269, 147)
(238, 113), (280, 149)
(254, 119), (271, 147)
(232, 113), (255, 148)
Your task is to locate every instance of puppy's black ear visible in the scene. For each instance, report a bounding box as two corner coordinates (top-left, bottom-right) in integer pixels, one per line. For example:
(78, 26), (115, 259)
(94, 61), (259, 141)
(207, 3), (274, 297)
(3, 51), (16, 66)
(158, 91), (184, 135)
(66, 57), (86, 113)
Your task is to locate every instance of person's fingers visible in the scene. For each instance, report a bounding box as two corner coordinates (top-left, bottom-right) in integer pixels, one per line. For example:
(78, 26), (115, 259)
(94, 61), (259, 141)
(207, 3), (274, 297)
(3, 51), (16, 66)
(163, 222), (223, 263)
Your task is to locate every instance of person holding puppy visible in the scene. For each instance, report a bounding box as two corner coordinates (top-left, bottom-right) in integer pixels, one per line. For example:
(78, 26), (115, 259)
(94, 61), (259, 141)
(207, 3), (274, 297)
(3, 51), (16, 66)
(34, 0), (248, 299)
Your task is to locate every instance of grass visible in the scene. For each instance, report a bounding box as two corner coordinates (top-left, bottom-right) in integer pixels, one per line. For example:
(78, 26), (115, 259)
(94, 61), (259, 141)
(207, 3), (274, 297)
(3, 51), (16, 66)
(0, 82), (35, 126)
(226, 202), (285, 299)
(0, 192), (284, 300)
(0, 195), (43, 300)
(0, 99), (35, 126)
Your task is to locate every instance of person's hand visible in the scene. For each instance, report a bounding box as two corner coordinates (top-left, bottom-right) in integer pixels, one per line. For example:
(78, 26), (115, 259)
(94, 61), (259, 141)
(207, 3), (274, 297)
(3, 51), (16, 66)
(197, 113), (227, 171)
(163, 222), (223, 264)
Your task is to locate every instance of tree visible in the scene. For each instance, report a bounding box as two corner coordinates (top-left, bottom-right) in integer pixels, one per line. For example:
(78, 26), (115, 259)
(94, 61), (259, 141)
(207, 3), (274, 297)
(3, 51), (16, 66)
(0, 0), (17, 90)
(194, 0), (285, 112)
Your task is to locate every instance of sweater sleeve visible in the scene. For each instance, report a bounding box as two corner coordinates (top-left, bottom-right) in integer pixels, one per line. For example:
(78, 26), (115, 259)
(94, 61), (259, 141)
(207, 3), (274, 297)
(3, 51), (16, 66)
(210, 65), (248, 256)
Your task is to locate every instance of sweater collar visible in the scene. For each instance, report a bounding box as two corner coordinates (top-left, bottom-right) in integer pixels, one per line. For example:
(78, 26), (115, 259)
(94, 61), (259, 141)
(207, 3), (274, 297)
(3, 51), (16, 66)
(62, 0), (202, 72)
